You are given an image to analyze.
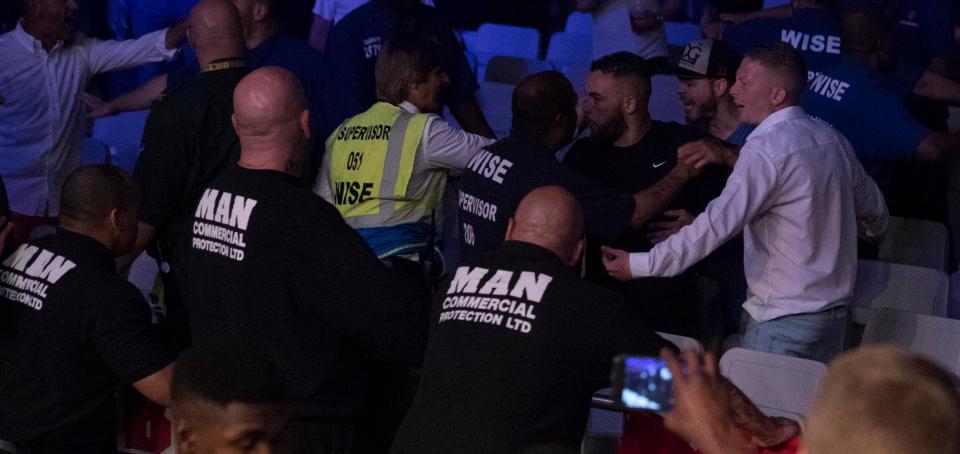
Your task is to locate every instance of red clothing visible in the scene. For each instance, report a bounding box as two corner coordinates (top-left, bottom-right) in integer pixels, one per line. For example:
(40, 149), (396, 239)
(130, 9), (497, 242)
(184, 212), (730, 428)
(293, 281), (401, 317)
(617, 412), (801, 454)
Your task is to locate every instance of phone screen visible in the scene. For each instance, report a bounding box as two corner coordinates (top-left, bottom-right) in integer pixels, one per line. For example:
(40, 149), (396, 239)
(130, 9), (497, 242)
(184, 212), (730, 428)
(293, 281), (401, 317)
(617, 356), (674, 411)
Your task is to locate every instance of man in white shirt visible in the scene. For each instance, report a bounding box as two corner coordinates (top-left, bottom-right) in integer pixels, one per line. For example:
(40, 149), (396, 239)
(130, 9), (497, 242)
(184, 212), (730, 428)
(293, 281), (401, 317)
(0, 0), (185, 245)
(575, 0), (681, 61)
(602, 43), (888, 362)
(307, 0), (433, 51)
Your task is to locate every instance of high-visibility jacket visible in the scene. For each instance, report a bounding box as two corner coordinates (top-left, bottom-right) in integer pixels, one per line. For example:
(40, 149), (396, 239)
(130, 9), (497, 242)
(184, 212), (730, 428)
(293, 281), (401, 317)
(318, 102), (446, 258)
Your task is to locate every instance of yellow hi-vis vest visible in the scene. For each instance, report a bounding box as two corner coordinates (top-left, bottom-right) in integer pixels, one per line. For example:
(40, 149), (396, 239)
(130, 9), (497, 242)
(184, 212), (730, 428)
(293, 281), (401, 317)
(323, 102), (441, 229)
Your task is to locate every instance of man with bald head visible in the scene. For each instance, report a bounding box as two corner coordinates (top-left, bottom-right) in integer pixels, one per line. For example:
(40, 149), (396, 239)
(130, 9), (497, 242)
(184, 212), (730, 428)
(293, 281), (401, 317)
(0, 164), (175, 454)
(130, 0), (250, 346)
(175, 67), (427, 454)
(392, 185), (668, 454)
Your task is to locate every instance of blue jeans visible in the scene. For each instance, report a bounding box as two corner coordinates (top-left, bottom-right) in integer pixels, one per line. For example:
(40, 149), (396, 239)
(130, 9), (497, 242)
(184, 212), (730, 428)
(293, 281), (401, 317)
(742, 305), (848, 363)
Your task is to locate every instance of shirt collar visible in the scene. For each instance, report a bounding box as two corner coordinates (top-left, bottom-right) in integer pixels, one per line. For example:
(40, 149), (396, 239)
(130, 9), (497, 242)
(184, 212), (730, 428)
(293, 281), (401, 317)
(247, 31), (281, 66)
(54, 228), (117, 273)
(499, 241), (567, 267)
(746, 105), (807, 141)
(399, 101), (421, 114)
(13, 20), (63, 55)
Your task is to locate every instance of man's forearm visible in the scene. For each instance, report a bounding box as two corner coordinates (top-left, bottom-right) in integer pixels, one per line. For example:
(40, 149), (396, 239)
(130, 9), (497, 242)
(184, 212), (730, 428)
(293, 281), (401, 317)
(914, 69), (960, 104)
(629, 166), (691, 228)
(111, 74), (167, 115)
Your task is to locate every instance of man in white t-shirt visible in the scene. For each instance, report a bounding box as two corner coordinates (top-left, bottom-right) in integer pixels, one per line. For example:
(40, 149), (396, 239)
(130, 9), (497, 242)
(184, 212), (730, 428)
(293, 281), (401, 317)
(575, 0), (681, 60)
(308, 0), (432, 51)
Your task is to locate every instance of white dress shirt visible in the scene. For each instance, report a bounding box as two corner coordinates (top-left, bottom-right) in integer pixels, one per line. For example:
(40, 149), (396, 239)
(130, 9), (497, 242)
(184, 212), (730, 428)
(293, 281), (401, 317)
(593, 0), (668, 60)
(0, 23), (176, 216)
(628, 106), (888, 321)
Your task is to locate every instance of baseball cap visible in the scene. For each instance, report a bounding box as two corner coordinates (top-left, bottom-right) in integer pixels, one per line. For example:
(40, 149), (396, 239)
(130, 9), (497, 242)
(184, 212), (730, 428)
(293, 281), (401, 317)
(674, 39), (742, 81)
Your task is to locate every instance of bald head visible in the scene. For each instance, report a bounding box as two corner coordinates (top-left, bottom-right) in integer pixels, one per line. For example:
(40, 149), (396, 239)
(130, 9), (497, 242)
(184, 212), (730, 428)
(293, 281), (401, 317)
(232, 67), (309, 173)
(188, 0), (245, 63)
(506, 186), (584, 265)
(511, 71), (577, 147)
(59, 164), (140, 255)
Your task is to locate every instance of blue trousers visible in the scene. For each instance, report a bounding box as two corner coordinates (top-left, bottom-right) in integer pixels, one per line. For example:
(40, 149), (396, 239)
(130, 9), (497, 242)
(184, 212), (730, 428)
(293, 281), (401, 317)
(742, 305), (848, 363)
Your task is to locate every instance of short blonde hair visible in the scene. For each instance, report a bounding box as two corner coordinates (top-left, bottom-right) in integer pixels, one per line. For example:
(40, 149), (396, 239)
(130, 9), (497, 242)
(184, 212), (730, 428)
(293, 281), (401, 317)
(803, 346), (960, 454)
(375, 33), (445, 105)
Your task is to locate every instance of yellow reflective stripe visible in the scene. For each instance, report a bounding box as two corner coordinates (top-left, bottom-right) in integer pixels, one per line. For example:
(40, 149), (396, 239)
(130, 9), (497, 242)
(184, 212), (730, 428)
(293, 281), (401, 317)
(380, 113), (415, 217)
(394, 114), (428, 198)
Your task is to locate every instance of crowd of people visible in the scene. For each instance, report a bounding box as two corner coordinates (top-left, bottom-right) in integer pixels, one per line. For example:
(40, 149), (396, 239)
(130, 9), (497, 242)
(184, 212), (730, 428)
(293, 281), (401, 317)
(1, 0), (960, 453)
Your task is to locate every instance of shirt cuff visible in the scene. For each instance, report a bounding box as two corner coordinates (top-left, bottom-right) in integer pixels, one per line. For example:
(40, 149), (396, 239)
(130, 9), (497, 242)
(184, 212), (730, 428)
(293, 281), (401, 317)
(156, 28), (180, 59)
(629, 252), (653, 278)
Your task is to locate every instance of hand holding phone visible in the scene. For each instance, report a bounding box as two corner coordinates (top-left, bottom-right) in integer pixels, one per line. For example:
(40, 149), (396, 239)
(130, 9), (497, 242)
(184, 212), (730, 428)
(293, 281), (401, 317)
(611, 354), (675, 411)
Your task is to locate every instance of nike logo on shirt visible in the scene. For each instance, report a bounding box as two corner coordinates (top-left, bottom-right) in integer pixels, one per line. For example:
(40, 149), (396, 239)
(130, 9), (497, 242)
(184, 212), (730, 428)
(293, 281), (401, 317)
(652, 161), (667, 168)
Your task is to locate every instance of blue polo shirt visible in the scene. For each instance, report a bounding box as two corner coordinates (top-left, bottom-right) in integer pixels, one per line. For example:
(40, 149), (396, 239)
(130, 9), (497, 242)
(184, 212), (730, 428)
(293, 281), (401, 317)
(325, 2), (479, 120)
(801, 57), (927, 162)
(724, 8), (843, 74)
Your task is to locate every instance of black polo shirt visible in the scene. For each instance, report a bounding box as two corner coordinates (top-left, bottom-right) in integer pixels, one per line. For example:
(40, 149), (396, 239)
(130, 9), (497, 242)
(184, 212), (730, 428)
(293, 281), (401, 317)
(174, 166), (428, 420)
(457, 136), (635, 265)
(0, 230), (174, 451)
(391, 241), (669, 454)
(134, 63), (251, 256)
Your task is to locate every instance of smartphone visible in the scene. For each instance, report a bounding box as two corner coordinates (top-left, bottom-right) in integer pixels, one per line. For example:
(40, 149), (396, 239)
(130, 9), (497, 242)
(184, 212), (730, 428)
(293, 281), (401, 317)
(611, 354), (674, 412)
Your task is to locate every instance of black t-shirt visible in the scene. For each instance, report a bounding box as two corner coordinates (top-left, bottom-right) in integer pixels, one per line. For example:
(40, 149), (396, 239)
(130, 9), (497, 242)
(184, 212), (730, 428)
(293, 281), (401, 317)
(563, 122), (726, 334)
(0, 230), (174, 450)
(174, 166), (428, 419)
(134, 64), (251, 256)
(391, 241), (668, 454)
(458, 136), (635, 265)
(563, 121), (724, 253)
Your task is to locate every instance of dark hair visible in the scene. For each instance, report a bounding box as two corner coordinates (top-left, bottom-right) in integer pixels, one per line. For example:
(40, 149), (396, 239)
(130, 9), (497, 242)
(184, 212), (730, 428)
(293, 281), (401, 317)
(590, 51), (651, 79)
(841, 6), (891, 55)
(744, 43), (808, 97)
(171, 343), (287, 408)
(589, 51), (653, 102)
(59, 164), (139, 224)
(376, 33), (446, 104)
(511, 71), (577, 142)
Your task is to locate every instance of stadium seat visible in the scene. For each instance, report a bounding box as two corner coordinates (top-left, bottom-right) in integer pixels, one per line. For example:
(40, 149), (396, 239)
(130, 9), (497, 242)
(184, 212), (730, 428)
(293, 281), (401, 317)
(546, 32), (592, 65)
(92, 110), (150, 147)
(878, 216), (949, 271)
(851, 260), (948, 325)
(862, 309), (960, 376)
(459, 30), (478, 54)
(474, 81), (515, 138)
(657, 331), (703, 352)
(719, 347), (827, 420)
(475, 23), (541, 61)
(483, 56), (556, 84)
(560, 63), (591, 96)
(664, 21), (701, 46)
(565, 12), (593, 35)
(649, 75), (684, 123)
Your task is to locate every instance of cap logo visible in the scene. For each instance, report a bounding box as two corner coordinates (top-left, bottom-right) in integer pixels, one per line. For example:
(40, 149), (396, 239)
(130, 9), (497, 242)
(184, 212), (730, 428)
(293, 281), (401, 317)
(680, 42), (703, 68)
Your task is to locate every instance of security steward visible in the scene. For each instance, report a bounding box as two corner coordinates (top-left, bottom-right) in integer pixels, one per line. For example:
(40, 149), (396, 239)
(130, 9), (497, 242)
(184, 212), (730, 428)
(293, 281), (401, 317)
(458, 71), (698, 265)
(392, 186), (670, 454)
(315, 32), (493, 286)
(0, 165), (175, 454)
(126, 0), (251, 347)
(174, 67), (427, 454)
